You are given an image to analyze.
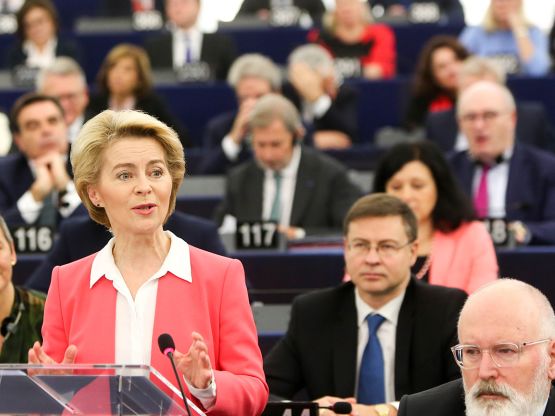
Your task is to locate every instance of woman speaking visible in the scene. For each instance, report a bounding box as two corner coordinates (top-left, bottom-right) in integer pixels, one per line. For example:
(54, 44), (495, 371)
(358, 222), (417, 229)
(28, 110), (268, 415)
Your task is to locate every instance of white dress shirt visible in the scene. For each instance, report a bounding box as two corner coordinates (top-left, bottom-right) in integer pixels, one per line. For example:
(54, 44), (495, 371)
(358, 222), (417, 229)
(172, 26), (203, 68)
(90, 231), (216, 409)
(354, 284), (406, 404)
(23, 38), (57, 69)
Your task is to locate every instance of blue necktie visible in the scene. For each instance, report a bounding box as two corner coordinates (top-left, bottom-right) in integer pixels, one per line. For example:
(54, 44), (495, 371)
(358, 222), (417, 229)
(357, 314), (386, 404)
(184, 33), (192, 64)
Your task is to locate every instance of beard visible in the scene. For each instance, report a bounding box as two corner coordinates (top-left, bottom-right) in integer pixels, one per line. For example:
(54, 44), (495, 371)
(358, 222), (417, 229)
(464, 358), (551, 416)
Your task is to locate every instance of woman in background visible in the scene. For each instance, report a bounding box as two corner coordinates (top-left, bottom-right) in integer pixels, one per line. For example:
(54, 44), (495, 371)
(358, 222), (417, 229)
(373, 141), (498, 293)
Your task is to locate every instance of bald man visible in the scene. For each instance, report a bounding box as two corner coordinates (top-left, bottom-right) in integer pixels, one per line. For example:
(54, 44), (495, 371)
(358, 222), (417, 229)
(398, 278), (555, 415)
(448, 80), (555, 245)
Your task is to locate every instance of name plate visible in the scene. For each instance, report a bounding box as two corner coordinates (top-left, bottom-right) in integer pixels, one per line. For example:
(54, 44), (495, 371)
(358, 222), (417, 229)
(0, 13), (16, 34)
(236, 221), (279, 250)
(132, 10), (163, 31)
(11, 65), (39, 88)
(175, 62), (212, 83)
(482, 218), (515, 247)
(262, 402), (318, 416)
(489, 54), (520, 75)
(270, 6), (302, 26)
(10, 225), (54, 253)
(334, 58), (362, 79)
(409, 3), (440, 23)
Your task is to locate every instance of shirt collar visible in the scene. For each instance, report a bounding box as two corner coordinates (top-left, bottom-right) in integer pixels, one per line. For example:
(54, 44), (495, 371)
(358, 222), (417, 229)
(354, 282), (406, 328)
(23, 37), (57, 56)
(90, 230), (192, 288)
(264, 144), (302, 179)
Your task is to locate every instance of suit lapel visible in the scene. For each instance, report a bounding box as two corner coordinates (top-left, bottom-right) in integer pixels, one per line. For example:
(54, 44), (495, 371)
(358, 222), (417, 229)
(544, 387), (555, 415)
(505, 144), (529, 217)
(290, 149), (316, 226)
(394, 278), (416, 399)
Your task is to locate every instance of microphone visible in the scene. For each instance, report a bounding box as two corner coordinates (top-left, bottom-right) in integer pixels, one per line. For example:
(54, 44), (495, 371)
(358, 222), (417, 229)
(319, 401), (352, 414)
(158, 333), (193, 416)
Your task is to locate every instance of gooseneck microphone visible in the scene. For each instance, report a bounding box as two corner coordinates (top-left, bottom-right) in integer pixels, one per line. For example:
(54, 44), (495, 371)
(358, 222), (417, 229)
(319, 402), (352, 414)
(158, 333), (193, 416)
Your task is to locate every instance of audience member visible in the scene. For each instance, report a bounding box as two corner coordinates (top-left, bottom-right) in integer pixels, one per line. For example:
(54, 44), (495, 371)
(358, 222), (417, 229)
(237, 0), (326, 24)
(36, 57), (89, 144)
(29, 109), (269, 414)
(449, 81), (555, 245)
(284, 44), (358, 149)
(370, 0), (465, 24)
(398, 279), (555, 415)
(25, 211), (226, 294)
(403, 35), (469, 132)
(373, 141), (498, 293)
(264, 193), (467, 413)
(0, 215), (45, 363)
(308, 0), (396, 80)
(459, 0), (550, 76)
(6, 0), (81, 70)
(200, 53), (282, 174)
(145, 0), (236, 81)
(215, 94), (362, 240)
(87, 43), (190, 147)
(426, 56), (555, 152)
(0, 93), (82, 228)
(0, 111), (11, 156)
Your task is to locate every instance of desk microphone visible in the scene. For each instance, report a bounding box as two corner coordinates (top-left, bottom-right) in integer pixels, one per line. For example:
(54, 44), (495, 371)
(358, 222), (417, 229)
(319, 401), (352, 414)
(158, 333), (193, 416)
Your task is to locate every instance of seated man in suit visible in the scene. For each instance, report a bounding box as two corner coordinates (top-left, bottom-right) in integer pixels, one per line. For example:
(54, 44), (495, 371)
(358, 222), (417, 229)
(264, 193), (467, 414)
(449, 80), (555, 245)
(398, 279), (555, 416)
(36, 57), (89, 145)
(285, 44), (359, 149)
(215, 93), (362, 240)
(0, 93), (82, 228)
(200, 53), (282, 174)
(145, 0), (236, 81)
(25, 211), (226, 293)
(426, 56), (555, 153)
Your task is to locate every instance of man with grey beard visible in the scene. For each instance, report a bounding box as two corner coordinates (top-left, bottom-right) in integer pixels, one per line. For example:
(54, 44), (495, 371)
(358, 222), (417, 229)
(398, 278), (555, 416)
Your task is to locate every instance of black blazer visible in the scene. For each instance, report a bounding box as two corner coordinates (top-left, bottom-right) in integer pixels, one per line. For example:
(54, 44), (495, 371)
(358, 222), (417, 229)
(214, 146), (363, 235)
(24, 211), (226, 293)
(264, 279), (467, 400)
(398, 378), (555, 415)
(426, 102), (555, 153)
(448, 142), (555, 244)
(144, 31), (236, 81)
(237, 0), (326, 22)
(6, 38), (82, 69)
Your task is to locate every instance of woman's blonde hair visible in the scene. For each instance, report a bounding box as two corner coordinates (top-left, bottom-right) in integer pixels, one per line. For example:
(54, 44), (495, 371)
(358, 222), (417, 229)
(323, 0), (373, 32)
(71, 110), (185, 228)
(482, 0), (529, 32)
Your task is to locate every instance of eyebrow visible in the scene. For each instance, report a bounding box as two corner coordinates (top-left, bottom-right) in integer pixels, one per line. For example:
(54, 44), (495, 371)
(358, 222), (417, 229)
(111, 159), (166, 172)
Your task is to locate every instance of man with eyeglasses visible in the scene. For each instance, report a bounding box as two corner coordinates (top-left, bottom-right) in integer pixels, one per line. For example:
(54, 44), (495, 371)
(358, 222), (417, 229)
(398, 278), (555, 416)
(264, 194), (467, 415)
(449, 80), (555, 245)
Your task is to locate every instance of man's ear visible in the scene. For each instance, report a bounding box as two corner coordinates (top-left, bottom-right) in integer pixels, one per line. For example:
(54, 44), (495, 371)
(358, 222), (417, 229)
(547, 340), (555, 380)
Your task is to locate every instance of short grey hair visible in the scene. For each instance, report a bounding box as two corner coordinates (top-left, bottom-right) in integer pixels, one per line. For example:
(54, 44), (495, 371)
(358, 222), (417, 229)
(227, 54), (282, 91)
(36, 56), (87, 92)
(0, 215), (13, 249)
(460, 56), (506, 85)
(288, 44), (336, 78)
(456, 81), (516, 117)
(249, 93), (303, 135)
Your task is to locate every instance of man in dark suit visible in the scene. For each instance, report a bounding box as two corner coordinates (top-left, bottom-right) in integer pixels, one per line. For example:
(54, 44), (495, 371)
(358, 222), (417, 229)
(398, 279), (555, 416)
(144, 0), (236, 81)
(25, 211), (226, 293)
(264, 194), (467, 414)
(449, 81), (555, 245)
(214, 94), (363, 239)
(0, 93), (82, 228)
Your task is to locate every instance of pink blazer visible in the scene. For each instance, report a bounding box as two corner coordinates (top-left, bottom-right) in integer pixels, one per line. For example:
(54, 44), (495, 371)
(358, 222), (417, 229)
(42, 245), (269, 415)
(429, 221), (498, 293)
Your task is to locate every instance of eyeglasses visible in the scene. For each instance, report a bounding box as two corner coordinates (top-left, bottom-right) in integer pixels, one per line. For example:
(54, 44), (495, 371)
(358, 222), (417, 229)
(451, 338), (551, 369)
(347, 240), (413, 258)
(459, 111), (506, 124)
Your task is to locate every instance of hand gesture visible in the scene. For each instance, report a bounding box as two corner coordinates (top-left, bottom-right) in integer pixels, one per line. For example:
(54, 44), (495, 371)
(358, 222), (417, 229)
(229, 98), (258, 144)
(28, 342), (77, 375)
(173, 332), (213, 389)
(315, 396), (356, 415)
(289, 62), (325, 103)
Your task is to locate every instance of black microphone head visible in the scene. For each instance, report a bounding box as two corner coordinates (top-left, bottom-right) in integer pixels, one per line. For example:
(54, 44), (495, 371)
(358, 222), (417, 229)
(158, 333), (176, 356)
(331, 402), (352, 414)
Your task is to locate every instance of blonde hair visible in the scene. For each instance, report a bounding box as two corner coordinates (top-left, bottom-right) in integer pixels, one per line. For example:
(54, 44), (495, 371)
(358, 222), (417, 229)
(323, 0), (372, 32)
(71, 110), (185, 228)
(460, 56), (507, 84)
(482, 0), (529, 32)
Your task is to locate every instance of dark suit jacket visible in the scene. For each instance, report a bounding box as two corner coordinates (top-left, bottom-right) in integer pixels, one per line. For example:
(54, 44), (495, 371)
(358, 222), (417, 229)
(85, 92), (191, 147)
(214, 146), (363, 235)
(398, 378), (555, 415)
(6, 38), (82, 69)
(426, 102), (555, 153)
(264, 279), (467, 400)
(237, 0), (326, 22)
(144, 31), (236, 81)
(448, 142), (555, 244)
(0, 152), (81, 227)
(24, 211), (226, 293)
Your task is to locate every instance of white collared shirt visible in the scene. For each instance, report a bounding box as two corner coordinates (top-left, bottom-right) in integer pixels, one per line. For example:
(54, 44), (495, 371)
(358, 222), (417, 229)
(471, 146), (514, 218)
(172, 26), (203, 68)
(23, 38), (57, 69)
(90, 231), (216, 408)
(262, 145), (302, 228)
(68, 115), (84, 144)
(354, 284), (406, 404)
